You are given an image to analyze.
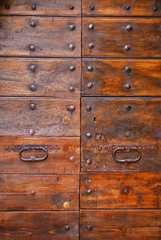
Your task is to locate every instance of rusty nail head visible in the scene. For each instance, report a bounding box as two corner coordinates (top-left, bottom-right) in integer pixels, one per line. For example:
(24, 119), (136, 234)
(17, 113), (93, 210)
(125, 131), (131, 138)
(30, 64), (36, 72)
(30, 190), (36, 195)
(29, 103), (36, 110)
(69, 156), (75, 162)
(125, 5), (131, 11)
(87, 66), (93, 72)
(67, 105), (76, 112)
(153, 6), (158, 12)
(31, 4), (36, 10)
(5, 3), (10, 9)
(87, 82), (93, 89)
(69, 65), (75, 72)
(122, 187), (129, 194)
(29, 83), (37, 91)
(88, 23), (94, 30)
(69, 86), (75, 92)
(126, 24), (133, 31)
(63, 201), (71, 210)
(124, 45), (131, 51)
(29, 129), (35, 136)
(30, 21), (36, 27)
(86, 105), (92, 112)
(87, 189), (92, 195)
(69, 24), (75, 31)
(88, 42), (94, 49)
(125, 66), (132, 73)
(86, 132), (92, 139)
(87, 159), (92, 165)
(65, 225), (70, 231)
(29, 44), (36, 51)
(69, 43), (75, 51)
(124, 83), (131, 90)
(126, 105), (132, 111)
(87, 225), (93, 231)
(69, 5), (74, 10)
(90, 5), (95, 11)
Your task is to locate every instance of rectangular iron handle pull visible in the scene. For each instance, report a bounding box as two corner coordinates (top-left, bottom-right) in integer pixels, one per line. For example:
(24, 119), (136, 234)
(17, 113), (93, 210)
(19, 146), (48, 162)
(112, 147), (141, 163)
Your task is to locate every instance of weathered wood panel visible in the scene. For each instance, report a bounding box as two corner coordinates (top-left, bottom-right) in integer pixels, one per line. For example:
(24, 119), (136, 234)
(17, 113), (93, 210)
(0, 98), (80, 137)
(0, 0), (81, 16)
(0, 58), (80, 98)
(0, 136), (80, 174)
(0, 174), (79, 211)
(80, 173), (161, 209)
(82, 59), (161, 96)
(83, 18), (161, 57)
(83, 0), (161, 16)
(80, 210), (161, 240)
(0, 17), (81, 57)
(0, 211), (79, 240)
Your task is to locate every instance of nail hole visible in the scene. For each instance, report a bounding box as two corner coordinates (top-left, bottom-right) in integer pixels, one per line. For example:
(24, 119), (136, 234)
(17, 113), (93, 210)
(56, 176), (60, 183)
(94, 117), (96, 123)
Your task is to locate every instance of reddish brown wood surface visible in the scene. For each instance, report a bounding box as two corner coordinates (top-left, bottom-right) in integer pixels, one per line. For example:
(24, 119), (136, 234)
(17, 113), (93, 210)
(0, 211), (79, 240)
(0, 136), (80, 174)
(80, 173), (161, 209)
(83, 18), (161, 57)
(80, 210), (161, 240)
(82, 59), (161, 96)
(0, 58), (80, 98)
(0, 17), (81, 57)
(83, 0), (161, 16)
(0, 0), (81, 16)
(0, 174), (79, 211)
(0, 98), (80, 137)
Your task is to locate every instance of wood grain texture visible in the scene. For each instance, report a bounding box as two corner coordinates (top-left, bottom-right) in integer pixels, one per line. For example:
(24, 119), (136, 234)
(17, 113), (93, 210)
(80, 210), (161, 240)
(0, 58), (80, 98)
(83, 18), (161, 57)
(0, 17), (81, 57)
(82, 97), (161, 141)
(0, 211), (79, 240)
(0, 98), (80, 137)
(0, 136), (80, 174)
(82, 59), (161, 96)
(0, 0), (81, 16)
(80, 173), (161, 209)
(0, 174), (79, 211)
(83, 0), (161, 16)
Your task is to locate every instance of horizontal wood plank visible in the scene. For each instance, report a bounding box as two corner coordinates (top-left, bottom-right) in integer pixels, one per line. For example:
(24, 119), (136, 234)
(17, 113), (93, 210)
(0, 211), (79, 240)
(0, 58), (80, 98)
(80, 210), (161, 240)
(80, 173), (161, 209)
(0, 0), (81, 16)
(0, 136), (80, 174)
(0, 174), (79, 211)
(83, 18), (161, 57)
(82, 59), (161, 96)
(0, 98), (80, 137)
(0, 17), (81, 57)
(83, 0), (161, 16)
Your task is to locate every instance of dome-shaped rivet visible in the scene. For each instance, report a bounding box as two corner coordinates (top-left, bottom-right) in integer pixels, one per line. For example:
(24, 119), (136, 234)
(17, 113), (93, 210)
(5, 4), (10, 9)
(69, 156), (75, 162)
(69, 86), (75, 92)
(30, 21), (36, 27)
(86, 105), (92, 112)
(69, 5), (74, 10)
(87, 66), (93, 72)
(65, 225), (70, 231)
(31, 4), (36, 10)
(63, 201), (71, 210)
(30, 190), (36, 195)
(125, 5), (131, 11)
(124, 83), (131, 90)
(153, 6), (158, 12)
(29, 44), (36, 51)
(125, 131), (131, 138)
(126, 105), (132, 111)
(122, 187), (129, 194)
(124, 45), (131, 52)
(87, 159), (92, 165)
(67, 105), (76, 112)
(126, 24), (133, 31)
(69, 65), (75, 72)
(87, 82), (93, 89)
(29, 83), (37, 91)
(69, 24), (75, 31)
(87, 225), (93, 231)
(125, 66), (132, 73)
(30, 64), (36, 72)
(86, 132), (92, 139)
(87, 189), (92, 195)
(88, 42), (94, 49)
(29, 103), (36, 110)
(69, 43), (75, 51)
(90, 5), (95, 11)
(29, 129), (35, 136)
(88, 23), (94, 30)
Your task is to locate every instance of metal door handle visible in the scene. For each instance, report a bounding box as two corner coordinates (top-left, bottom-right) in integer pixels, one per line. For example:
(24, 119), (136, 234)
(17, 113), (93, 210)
(19, 145), (48, 162)
(112, 146), (141, 163)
